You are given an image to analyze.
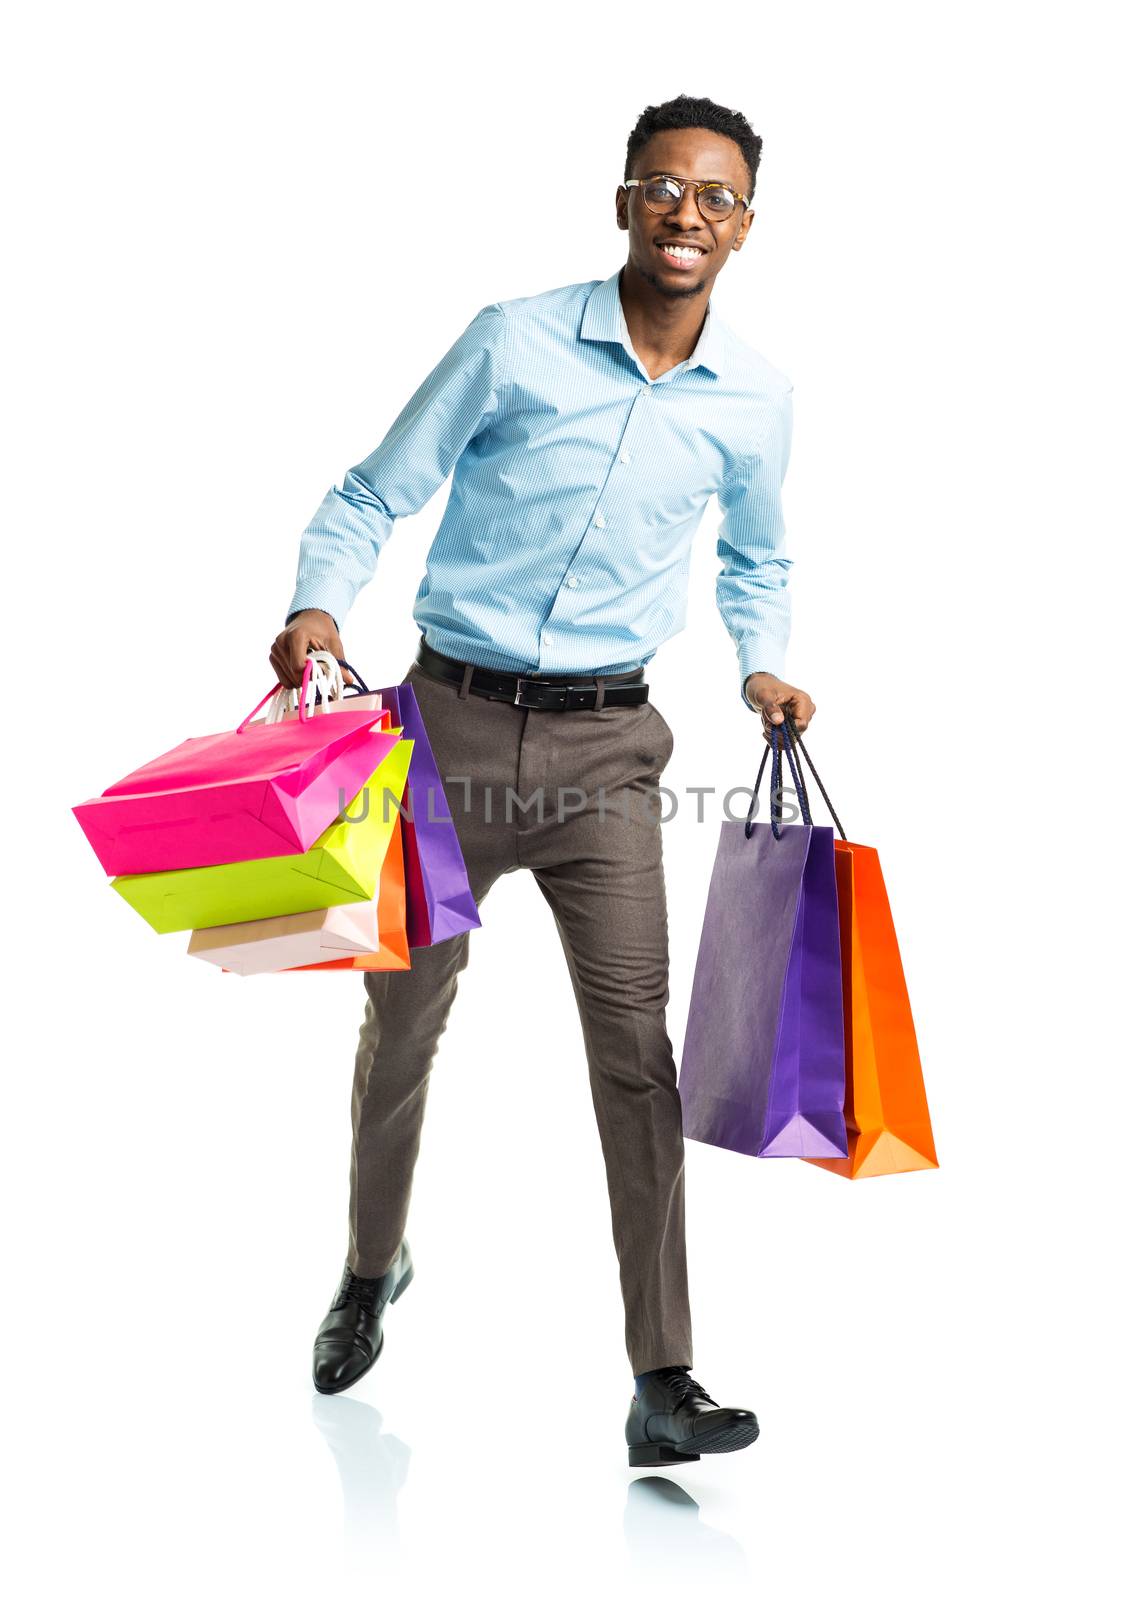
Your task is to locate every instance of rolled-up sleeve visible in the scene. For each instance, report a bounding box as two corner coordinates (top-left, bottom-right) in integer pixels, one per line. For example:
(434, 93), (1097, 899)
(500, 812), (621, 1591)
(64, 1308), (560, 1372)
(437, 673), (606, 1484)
(714, 385), (794, 704)
(286, 302), (510, 628)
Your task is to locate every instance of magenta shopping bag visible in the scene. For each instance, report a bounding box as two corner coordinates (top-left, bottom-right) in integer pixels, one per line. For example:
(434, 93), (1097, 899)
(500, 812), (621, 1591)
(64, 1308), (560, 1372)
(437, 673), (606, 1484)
(678, 728), (847, 1159)
(72, 659), (399, 876)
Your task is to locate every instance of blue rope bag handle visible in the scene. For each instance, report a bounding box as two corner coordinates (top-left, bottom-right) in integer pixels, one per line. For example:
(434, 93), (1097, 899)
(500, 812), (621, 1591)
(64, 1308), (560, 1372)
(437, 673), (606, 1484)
(335, 659), (370, 695)
(746, 722), (809, 840)
(744, 714), (846, 842)
(747, 745), (770, 840)
(785, 713), (847, 841)
(781, 719), (812, 827)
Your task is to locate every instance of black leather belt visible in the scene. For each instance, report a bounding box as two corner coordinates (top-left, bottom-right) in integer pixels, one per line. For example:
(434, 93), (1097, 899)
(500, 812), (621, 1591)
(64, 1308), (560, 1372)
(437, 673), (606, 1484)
(414, 638), (650, 711)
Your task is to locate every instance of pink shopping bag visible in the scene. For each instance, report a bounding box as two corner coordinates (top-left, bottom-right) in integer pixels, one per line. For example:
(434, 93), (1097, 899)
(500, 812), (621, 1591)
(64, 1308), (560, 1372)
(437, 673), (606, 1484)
(73, 658), (400, 876)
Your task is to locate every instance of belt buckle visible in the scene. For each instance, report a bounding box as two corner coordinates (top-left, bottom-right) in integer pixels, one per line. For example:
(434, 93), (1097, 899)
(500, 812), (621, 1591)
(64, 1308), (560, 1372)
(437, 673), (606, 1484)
(513, 675), (560, 709)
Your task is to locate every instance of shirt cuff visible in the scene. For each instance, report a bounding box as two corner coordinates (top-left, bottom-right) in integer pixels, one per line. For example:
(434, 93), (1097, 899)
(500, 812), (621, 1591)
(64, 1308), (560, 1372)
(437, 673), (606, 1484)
(284, 584), (346, 633)
(738, 640), (786, 708)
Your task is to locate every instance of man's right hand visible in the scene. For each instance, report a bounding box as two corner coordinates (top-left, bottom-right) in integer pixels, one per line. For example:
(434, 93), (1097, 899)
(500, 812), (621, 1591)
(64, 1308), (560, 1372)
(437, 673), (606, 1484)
(269, 610), (355, 690)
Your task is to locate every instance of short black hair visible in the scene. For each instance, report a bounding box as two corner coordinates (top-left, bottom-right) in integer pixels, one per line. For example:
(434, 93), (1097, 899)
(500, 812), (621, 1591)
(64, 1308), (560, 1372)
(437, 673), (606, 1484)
(625, 94), (763, 197)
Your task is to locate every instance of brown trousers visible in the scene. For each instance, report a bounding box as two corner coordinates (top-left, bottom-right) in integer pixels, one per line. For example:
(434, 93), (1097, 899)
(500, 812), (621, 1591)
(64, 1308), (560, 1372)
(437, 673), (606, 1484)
(347, 656), (692, 1375)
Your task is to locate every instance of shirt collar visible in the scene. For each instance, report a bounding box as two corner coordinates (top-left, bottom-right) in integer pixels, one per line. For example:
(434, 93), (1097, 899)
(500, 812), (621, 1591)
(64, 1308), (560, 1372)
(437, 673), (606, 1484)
(580, 266), (725, 379)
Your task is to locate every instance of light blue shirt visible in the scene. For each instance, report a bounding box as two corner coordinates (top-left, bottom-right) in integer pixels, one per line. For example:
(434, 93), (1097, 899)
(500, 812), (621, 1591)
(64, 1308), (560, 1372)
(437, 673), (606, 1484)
(287, 266), (794, 702)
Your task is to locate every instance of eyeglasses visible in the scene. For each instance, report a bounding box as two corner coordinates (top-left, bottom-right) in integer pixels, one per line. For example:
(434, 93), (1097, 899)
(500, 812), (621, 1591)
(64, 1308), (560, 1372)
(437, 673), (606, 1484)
(624, 174), (751, 222)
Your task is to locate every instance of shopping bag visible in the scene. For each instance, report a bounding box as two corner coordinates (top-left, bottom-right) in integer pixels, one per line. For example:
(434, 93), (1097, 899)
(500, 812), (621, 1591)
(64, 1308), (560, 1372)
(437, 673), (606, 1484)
(804, 837), (939, 1178)
(678, 726), (848, 1158)
(186, 901), (382, 976)
(73, 657), (397, 876)
(111, 736), (413, 933)
(269, 657), (480, 949)
(289, 810), (411, 972)
(369, 679), (481, 946)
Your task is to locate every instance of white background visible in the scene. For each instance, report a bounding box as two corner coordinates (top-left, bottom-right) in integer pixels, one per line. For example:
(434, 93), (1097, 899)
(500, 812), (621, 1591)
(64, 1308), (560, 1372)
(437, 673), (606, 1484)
(3, 2), (1126, 1595)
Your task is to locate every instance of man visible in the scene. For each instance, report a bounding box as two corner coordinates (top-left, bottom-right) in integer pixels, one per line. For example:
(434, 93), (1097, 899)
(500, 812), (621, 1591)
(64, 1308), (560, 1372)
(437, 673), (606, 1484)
(270, 93), (816, 1467)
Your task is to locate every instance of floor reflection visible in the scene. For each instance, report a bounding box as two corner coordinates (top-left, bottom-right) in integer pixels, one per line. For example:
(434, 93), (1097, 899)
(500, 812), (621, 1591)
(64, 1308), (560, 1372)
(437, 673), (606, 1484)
(623, 1476), (750, 1583)
(311, 1393), (411, 1556)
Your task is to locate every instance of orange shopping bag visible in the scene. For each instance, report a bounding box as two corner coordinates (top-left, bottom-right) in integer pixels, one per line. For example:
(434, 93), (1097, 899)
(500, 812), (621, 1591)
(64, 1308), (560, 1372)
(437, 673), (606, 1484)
(767, 716), (938, 1180)
(804, 838), (938, 1179)
(288, 811), (411, 973)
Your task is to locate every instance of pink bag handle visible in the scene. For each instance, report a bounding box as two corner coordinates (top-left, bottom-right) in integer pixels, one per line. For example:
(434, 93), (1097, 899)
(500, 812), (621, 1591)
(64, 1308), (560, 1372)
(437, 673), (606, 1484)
(236, 658), (314, 735)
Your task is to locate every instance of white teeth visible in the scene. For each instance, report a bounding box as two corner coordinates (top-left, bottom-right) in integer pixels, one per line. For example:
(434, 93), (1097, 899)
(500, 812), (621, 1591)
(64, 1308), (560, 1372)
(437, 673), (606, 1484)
(660, 244), (703, 259)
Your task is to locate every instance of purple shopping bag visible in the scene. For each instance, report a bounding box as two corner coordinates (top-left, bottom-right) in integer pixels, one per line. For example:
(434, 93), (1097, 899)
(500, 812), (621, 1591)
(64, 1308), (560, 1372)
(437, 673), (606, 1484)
(678, 730), (847, 1159)
(373, 680), (481, 947)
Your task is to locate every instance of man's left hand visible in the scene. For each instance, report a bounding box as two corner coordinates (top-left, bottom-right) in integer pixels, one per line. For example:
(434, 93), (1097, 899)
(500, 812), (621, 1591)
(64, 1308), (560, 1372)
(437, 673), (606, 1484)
(743, 672), (817, 743)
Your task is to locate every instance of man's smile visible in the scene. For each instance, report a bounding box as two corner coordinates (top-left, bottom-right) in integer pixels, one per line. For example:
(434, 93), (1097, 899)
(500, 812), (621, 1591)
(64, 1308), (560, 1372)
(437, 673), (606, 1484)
(655, 239), (708, 269)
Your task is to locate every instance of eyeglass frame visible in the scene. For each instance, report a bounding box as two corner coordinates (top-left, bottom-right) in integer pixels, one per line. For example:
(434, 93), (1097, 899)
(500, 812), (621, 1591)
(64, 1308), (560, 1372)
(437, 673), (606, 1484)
(623, 173), (752, 219)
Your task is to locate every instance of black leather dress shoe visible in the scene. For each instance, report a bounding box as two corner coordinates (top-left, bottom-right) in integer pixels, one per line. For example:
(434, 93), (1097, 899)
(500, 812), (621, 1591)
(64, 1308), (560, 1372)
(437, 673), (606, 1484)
(312, 1239), (414, 1396)
(625, 1366), (760, 1466)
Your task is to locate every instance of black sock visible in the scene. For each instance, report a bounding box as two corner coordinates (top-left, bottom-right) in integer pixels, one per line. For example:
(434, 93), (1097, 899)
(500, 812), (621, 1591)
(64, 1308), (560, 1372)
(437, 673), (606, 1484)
(634, 1364), (688, 1397)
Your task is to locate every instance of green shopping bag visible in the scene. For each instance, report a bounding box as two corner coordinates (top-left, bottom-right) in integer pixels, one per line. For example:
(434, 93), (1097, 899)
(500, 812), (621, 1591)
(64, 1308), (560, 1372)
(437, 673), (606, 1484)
(112, 738), (413, 933)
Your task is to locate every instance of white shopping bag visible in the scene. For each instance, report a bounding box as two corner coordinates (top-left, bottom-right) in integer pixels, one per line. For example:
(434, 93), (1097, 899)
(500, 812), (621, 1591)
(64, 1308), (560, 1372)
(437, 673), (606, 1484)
(187, 901), (381, 976)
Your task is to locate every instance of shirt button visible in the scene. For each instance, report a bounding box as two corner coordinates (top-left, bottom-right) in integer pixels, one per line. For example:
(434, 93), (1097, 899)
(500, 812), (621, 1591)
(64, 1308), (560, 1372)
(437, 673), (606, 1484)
(593, 512), (606, 528)
(619, 450), (631, 465)
(566, 576), (579, 589)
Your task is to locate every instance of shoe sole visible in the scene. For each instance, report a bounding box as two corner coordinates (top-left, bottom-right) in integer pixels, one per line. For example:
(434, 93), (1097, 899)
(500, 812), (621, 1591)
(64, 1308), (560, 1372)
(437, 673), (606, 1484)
(312, 1262), (415, 1396)
(627, 1416), (760, 1467)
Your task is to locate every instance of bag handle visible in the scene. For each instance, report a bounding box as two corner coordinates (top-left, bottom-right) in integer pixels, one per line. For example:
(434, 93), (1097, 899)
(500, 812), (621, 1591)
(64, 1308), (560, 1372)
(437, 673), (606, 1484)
(745, 720), (809, 841)
(260, 651), (346, 724)
(235, 653), (374, 735)
(236, 657), (315, 734)
(334, 658), (371, 695)
(267, 653), (373, 715)
(745, 715), (847, 842)
(786, 716), (847, 841)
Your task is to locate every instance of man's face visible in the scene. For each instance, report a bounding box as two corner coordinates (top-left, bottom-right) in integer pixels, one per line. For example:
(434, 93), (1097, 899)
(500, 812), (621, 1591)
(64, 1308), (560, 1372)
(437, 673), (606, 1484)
(616, 128), (755, 301)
